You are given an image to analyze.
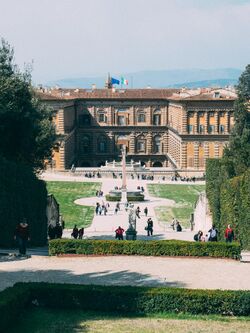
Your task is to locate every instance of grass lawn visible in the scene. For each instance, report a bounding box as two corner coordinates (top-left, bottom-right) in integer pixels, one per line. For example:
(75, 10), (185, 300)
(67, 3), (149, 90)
(46, 181), (101, 228)
(9, 309), (250, 333)
(148, 184), (205, 227)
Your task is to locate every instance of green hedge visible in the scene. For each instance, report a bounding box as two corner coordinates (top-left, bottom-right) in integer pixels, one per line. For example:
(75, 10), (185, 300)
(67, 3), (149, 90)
(0, 282), (250, 328)
(206, 159), (250, 250)
(105, 194), (145, 202)
(49, 239), (241, 259)
(0, 284), (31, 332)
(0, 156), (48, 247)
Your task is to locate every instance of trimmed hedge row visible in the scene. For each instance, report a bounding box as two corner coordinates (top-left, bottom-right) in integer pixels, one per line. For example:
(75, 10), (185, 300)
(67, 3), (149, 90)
(49, 239), (241, 259)
(0, 284), (31, 332)
(206, 159), (250, 250)
(105, 194), (145, 202)
(1, 282), (250, 332)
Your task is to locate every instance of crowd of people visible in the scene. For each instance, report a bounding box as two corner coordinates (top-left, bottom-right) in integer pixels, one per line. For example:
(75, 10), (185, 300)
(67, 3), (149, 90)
(194, 224), (235, 243)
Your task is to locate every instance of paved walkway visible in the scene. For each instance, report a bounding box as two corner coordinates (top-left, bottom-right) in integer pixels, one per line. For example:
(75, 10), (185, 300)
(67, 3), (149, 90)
(42, 171), (202, 241)
(0, 255), (249, 291)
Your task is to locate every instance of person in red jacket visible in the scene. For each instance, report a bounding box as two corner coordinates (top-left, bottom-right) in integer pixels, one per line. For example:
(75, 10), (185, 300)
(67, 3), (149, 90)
(225, 224), (234, 243)
(14, 218), (30, 256)
(115, 226), (124, 240)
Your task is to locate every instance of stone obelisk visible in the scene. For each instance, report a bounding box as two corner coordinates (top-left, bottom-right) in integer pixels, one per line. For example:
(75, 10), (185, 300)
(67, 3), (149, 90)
(121, 145), (128, 203)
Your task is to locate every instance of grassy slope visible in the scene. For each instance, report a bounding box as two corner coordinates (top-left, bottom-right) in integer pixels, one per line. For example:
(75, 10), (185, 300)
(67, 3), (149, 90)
(9, 309), (250, 333)
(147, 184), (205, 227)
(46, 181), (101, 228)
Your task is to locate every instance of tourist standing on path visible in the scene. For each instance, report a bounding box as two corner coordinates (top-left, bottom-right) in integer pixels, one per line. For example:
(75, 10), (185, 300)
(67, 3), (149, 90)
(71, 225), (79, 239)
(136, 206), (141, 219)
(14, 218), (30, 256)
(95, 203), (100, 215)
(176, 221), (182, 232)
(115, 226), (124, 240)
(208, 225), (218, 242)
(225, 224), (234, 243)
(144, 207), (148, 217)
(78, 228), (84, 239)
(146, 218), (153, 236)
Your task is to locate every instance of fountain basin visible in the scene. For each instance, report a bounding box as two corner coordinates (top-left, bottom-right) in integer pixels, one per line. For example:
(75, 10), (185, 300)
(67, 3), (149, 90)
(106, 190), (144, 202)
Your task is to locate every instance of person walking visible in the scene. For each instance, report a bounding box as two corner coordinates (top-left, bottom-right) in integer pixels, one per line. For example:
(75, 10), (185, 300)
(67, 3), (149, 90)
(144, 207), (148, 217)
(71, 225), (79, 239)
(147, 218), (153, 236)
(14, 218), (30, 256)
(225, 224), (234, 243)
(136, 206), (141, 219)
(176, 221), (182, 232)
(78, 227), (84, 239)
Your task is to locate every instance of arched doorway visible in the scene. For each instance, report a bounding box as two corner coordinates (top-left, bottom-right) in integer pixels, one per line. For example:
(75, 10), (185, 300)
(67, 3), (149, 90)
(152, 161), (163, 167)
(97, 161), (106, 167)
(81, 161), (91, 167)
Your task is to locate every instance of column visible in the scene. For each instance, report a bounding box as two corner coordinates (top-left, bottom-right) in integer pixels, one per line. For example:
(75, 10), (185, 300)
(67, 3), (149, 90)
(59, 142), (66, 170)
(129, 133), (135, 154)
(108, 132), (114, 153)
(204, 112), (208, 134)
(204, 142), (209, 167)
(215, 112), (219, 133)
(162, 133), (168, 154)
(146, 132), (152, 154)
(194, 112), (199, 134)
(182, 109), (188, 134)
(194, 142), (199, 169)
(107, 106), (112, 126)
(225, 112), (230, 133)
(214, 142), (220, 158)
(181, 142), (187, 169)
(57, 109), (65, 134)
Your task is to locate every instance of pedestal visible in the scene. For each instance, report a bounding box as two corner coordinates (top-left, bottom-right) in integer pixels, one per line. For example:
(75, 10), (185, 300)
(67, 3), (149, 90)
(126, 227), (137, 240)
(121, 189), (127, 204)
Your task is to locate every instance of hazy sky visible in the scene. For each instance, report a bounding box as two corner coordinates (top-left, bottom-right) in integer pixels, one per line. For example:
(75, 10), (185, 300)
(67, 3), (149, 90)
(0, 0), (250, 83)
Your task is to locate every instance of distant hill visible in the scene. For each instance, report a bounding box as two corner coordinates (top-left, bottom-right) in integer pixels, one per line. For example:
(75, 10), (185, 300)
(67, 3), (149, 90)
(47, 68), (242, 89)
(170, 79), (238, 88)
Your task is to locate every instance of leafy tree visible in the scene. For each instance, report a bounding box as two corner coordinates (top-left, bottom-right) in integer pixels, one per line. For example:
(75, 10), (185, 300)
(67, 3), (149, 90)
(0, 39), (56, 170)
(223, 65), (250, 176)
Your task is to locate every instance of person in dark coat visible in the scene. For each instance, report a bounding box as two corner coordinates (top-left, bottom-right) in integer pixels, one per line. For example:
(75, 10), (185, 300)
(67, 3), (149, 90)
(78, 228), (84, 239)
(14, 218), (30, 256)
(71, 225), (79, 239)
(147, 218), (153, 236)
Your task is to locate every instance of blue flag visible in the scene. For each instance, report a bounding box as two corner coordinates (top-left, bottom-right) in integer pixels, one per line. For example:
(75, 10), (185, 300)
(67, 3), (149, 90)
(111, 77), (120, 85)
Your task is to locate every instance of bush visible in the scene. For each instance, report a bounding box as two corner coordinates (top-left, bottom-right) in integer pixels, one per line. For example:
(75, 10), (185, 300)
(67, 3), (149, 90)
(105, 194), (145, 202)
(1, 283), (250, 320)
(0, 284), (31, 332)
(49, 239), (241, 259)
(0, 157), (48, 247)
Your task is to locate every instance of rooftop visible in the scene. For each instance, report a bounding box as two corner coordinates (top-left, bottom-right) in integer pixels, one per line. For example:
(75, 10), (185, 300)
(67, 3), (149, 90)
(37, 87), (237, 102)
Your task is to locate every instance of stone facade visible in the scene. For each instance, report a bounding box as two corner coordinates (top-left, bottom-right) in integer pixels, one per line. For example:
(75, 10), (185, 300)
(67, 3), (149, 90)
(40, 88), (236, 172)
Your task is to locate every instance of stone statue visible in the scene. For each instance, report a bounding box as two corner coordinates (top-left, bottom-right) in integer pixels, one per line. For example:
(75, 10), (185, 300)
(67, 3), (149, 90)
(126, 204), (137, 240)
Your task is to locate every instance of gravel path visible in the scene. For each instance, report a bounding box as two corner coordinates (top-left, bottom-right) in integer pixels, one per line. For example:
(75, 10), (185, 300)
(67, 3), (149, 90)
(1, 255), (249, 291)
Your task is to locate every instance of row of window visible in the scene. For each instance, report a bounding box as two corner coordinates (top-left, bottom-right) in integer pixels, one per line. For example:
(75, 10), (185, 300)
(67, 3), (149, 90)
(82, 136), (163, 154)
(187, 124), (226, 134)
(78, 114), (162, 126)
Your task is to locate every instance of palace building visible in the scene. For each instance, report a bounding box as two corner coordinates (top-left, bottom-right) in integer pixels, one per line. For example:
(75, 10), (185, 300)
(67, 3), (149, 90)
(39, 85), (236, 173)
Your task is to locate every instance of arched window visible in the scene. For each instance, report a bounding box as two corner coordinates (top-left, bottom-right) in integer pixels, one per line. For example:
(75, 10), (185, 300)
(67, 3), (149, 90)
(138, 112), (146, 123)
(153, 109), (161, 125)
(97, 136), (107, 153)
(82, 135), (90, 153)
(153, 135), (161, 153)
(98, 110), (107, 123)
(136, 136), (146, 153)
